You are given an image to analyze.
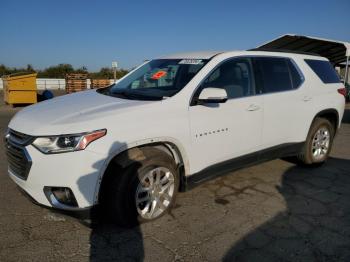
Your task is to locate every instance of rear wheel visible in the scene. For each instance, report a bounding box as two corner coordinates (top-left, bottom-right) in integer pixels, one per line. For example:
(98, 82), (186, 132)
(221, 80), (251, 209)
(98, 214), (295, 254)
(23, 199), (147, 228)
(297, 118), (334, 165)
(101, 147), (179, 227)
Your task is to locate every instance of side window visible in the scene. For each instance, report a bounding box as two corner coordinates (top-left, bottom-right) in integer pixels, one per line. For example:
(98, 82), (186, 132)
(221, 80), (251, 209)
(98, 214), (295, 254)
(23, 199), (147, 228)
(255, 57), (293, 93)
(201, 58), (255, 99)
(304, 59), (341, 84)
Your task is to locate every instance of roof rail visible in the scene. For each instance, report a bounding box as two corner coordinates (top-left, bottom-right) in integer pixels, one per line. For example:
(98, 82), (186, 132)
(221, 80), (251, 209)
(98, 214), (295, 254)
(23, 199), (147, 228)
(248, 47), (321, 57)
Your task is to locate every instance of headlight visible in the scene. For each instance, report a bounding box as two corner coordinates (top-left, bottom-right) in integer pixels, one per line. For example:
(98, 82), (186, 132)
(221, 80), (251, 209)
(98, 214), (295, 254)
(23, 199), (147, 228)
(32, 129), (106, 154)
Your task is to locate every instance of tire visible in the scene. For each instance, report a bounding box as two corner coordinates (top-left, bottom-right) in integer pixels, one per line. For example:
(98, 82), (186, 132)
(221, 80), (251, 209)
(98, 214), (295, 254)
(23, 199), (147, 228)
(101, 147), (179, 227)
(297, 117), (335, 165)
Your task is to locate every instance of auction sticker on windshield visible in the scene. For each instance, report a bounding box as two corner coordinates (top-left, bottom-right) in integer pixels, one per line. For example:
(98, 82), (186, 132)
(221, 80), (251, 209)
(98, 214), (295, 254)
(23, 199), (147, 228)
(179, 59), (203, 65)
(151, 70), (167, 80)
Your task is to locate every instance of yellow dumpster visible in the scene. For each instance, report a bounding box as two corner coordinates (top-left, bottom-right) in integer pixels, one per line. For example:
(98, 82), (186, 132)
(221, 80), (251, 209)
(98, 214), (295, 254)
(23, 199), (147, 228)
(2, 73), (37, 105)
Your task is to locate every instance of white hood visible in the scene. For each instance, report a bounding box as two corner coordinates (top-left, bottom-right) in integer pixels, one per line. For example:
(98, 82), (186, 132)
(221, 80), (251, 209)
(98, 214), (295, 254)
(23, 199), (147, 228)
(8, 90), (153, 135)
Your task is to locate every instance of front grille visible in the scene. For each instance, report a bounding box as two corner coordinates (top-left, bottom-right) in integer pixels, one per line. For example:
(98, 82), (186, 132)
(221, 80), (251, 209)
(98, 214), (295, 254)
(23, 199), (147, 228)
(6, 142), (32, 180)
(8, 129), (34, 145)
(5, 130), (32, 180)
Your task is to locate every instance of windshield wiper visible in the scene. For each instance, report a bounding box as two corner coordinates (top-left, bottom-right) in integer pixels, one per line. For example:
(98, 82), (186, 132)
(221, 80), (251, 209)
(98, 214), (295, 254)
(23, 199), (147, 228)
(111, 90), (163, 101)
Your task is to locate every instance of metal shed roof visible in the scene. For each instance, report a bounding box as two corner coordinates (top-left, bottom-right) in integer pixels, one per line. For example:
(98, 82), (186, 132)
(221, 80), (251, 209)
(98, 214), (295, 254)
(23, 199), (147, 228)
(257, 34), (350, 65)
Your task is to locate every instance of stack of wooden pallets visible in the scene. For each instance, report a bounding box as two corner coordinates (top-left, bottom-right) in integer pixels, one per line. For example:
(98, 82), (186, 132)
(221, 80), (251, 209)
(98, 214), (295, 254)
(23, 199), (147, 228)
(90, 79), (111, 89)
(65, 73), (88, 93)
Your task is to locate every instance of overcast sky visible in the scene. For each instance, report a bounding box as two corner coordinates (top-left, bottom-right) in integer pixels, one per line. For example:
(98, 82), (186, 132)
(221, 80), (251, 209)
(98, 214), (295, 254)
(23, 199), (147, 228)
(1, 0), (349, 71)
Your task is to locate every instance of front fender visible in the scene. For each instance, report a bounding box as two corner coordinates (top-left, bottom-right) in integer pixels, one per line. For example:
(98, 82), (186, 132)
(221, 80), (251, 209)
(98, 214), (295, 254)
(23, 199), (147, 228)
(92, 136), (190, 205)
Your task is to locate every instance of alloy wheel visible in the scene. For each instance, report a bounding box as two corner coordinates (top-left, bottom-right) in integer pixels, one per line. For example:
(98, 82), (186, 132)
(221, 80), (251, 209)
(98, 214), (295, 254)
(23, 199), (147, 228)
(311, 126), (330, 161)
(135, 167), (175, 219)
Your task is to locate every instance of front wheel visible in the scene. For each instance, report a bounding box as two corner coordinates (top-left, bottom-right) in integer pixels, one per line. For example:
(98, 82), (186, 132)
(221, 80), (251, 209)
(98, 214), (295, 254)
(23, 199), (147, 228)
(135, 166), (176, 220)
(297, 118), (335, 165)
(102, 147), (179, 227)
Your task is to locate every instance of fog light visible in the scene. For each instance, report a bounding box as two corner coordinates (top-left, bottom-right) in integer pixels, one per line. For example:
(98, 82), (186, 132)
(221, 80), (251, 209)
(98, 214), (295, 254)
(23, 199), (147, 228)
(45, 187), (78, 207)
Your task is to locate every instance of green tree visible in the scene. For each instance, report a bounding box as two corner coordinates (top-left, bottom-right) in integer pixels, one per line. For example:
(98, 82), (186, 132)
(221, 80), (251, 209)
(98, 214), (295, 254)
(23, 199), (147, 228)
(0, 64), (9, 77)
(26, 64), (35, 72)
(37, 64), (74, 78)
(88, 67), (129, 79)
(75, 66), (88, 74)
(0, 64), (36, 77)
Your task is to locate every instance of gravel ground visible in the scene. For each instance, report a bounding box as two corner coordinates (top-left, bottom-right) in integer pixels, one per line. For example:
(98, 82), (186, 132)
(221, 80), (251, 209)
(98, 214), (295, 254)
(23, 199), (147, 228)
(0, 90), (349, 261)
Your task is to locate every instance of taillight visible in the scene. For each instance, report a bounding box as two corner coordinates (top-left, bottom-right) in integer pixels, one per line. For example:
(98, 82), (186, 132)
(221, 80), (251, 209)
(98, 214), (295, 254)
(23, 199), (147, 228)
(337, 87), (347, 97)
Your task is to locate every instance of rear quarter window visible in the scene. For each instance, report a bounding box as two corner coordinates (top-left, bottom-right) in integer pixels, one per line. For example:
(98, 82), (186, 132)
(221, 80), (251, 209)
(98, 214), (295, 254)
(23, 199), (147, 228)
(287, 59), (304, 89)
(305, 59), (340, 84)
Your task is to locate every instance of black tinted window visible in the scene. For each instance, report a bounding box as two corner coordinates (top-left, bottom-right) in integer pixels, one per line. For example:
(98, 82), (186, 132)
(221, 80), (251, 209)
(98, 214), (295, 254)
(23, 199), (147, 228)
(287, 59), (303, 88)
(255, 57), (293, 93)
(202, 58), (254, 99)
(305, 59), (340, 84)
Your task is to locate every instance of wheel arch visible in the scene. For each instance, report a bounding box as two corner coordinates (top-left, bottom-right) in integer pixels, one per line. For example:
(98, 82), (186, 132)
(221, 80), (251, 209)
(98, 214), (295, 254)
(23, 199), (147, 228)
(94, 138), (189, 204)
(313, 108), (340, 131)
(303, 108), (339, 142)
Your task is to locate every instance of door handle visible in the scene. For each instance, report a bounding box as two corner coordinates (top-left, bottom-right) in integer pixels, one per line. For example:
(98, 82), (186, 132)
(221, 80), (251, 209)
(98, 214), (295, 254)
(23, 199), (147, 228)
(246, 104), (260, 111)
(303, 96), (312, 102)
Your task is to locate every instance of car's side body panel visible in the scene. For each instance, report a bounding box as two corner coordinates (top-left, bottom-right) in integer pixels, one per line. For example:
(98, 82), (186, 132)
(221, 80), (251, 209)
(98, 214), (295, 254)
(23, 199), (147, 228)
(188, 95), (264, 174)
(183, 142), (305, 190)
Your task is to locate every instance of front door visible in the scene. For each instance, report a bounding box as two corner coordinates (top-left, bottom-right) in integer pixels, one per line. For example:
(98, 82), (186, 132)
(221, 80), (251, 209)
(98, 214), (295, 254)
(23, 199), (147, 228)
(188, 57), (263, 174)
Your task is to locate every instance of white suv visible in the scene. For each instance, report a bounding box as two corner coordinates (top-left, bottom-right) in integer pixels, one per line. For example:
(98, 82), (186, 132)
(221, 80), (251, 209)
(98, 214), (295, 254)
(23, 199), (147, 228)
(5, 50), (346, 226)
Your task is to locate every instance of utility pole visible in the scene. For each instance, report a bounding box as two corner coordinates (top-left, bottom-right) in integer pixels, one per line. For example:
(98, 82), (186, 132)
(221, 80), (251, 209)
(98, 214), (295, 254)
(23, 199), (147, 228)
(345, 55), (349, 86)
(112, 61), (118, 83)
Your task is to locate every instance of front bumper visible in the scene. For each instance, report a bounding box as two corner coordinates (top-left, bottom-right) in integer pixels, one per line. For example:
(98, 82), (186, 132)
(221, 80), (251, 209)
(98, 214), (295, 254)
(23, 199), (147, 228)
(8, 143), (107, 210)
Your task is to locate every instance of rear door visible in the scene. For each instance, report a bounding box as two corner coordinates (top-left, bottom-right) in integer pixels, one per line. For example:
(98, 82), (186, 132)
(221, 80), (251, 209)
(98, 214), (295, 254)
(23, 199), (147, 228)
(252, 57), (307, 148)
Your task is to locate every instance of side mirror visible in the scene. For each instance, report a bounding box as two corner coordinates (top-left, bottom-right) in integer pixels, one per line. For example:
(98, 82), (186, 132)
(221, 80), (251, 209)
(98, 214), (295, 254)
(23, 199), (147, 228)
(197, 87), (228, 104)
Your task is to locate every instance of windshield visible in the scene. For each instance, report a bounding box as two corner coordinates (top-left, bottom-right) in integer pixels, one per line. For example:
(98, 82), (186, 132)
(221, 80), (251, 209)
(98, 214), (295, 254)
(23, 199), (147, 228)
(99, 59), (208, 100)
